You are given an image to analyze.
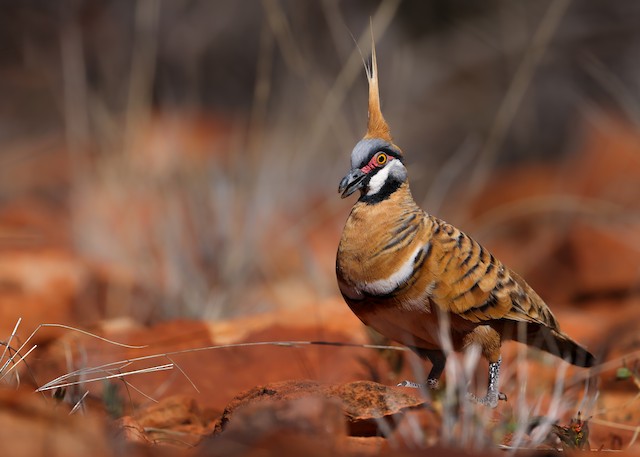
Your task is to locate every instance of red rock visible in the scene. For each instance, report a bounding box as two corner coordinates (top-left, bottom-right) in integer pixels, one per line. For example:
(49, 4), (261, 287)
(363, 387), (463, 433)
(116, 416), (152, 445)
(389, 408), (442, 449)
(0, 196), (72, 249)
(200, 394), (347, 457)
(216, 380), (427, 438)
(32, 301), (386, 413)
(572, 118), (640, 208)
(129, 395), (216, 447)
(568, 221), (640, 295)
(0, 385), (112, 457)
(328, 381), (427, 436)
(588, 390), (640, 450)
(206, 297), (368, 346)
(338, 436), (387, 455)
(0, 249), (89, 344)
(221, 394), (346, 438)
(200, 432), (344, 457)
(32, 319), (218, 414)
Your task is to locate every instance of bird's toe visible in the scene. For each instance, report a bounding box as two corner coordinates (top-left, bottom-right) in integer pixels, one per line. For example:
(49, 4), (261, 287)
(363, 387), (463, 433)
(467, 390), (507, 408)
(396, 380), (422, 388)
(426, 378), (439, 389)
(397, 378), (440, 389)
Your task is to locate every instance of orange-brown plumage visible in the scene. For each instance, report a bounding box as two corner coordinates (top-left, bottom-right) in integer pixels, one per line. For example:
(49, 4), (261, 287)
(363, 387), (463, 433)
(363, 39), (395, 146)
(336, 39), (595, 406)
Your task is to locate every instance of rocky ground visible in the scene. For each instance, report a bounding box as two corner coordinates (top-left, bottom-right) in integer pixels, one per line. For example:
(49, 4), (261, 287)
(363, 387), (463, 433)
(0, 116), (639, 456)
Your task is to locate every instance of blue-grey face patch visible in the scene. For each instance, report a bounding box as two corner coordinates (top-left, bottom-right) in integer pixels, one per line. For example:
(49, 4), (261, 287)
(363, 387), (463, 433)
(350, 138), (390, 169)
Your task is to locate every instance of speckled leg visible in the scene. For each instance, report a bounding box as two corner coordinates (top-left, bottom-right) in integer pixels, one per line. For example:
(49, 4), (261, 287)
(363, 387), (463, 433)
(467, 357), (508, 408)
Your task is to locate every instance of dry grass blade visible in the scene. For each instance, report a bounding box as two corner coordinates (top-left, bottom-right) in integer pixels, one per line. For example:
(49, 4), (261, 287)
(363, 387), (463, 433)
(123, 0), (160, 157)
(2, 322), (146, 379)
(37, 341), (408, 392)
(469, 0), (572, 193)
(261, 0), (307, 77)
(586, 359), (640, 449)
(39, 360), (155, 392)
(38, 340), (407, 393)
(567, 350), (640, 387)
(166, 355), (200, 394)
(4, 323), (148, 389)
(589, 419), (640, 449)
(582, 52), (640, 127)
(104, 370), (160, 404)
(39, 324), (148, 349)
(0, 345), (37, 382)
(37, 363), (174, 392)
(0, 320), (25, 385)
(69, 390), (90, 415)
(0, 318), (22, 372)
(630, 366), (640, 391)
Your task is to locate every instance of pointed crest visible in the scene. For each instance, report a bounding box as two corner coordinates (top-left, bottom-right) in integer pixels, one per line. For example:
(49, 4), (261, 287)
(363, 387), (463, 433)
(364, 30), (392, 143)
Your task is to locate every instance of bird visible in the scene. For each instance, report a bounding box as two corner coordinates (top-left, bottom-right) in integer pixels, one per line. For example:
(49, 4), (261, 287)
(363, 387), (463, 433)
(335, 41), (596, 407)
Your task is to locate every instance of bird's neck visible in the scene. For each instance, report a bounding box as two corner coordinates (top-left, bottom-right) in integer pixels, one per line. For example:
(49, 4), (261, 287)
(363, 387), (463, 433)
(359, 176), (408, 205)
(369, 180), (415, 206)
(338, 181), (424, 283)
(349, 182), (421, 228)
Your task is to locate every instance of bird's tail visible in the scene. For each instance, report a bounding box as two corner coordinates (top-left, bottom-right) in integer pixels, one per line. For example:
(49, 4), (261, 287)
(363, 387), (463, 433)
(530, 327), (596, 368)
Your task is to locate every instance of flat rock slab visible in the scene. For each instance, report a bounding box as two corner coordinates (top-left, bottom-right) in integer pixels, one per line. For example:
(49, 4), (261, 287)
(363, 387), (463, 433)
(216, 379), (428, 437)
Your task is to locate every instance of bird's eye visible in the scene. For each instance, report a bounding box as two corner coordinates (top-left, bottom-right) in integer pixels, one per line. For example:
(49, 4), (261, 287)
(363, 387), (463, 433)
(375, 152), (387, 166)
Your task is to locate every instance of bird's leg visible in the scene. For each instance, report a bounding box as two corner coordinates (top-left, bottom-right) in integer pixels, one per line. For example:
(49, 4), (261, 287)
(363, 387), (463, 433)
(425, 350), (446, 388)
(397, 348), (445, 389)
(467, 356), (508, 408)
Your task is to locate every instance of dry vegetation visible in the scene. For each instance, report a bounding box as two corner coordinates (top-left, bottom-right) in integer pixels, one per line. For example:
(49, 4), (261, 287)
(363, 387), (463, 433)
(1, 1), (640, 456)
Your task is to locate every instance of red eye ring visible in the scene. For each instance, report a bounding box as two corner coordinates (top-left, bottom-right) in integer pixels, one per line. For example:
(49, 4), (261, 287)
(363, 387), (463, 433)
(361, 152), (393, 174)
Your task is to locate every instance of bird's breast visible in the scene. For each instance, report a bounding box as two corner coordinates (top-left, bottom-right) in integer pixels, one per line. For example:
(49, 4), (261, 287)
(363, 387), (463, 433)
(336, 189), (437, 314)
(338, 243), (423, 297)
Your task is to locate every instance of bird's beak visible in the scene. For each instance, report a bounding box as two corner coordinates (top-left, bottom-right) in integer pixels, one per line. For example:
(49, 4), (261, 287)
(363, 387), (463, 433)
(339, 168), (366, 198)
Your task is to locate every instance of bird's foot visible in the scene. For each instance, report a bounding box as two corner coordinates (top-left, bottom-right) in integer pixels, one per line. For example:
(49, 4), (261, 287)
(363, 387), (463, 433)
(466, 390), (508, 408)
(397, 378), (439, 389)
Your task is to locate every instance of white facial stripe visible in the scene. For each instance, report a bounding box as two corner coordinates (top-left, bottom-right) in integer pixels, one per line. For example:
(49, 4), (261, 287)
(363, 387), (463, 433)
(338, 278), (365, 300)
(361, 244), (423, 295)
(366, 162), (392, 195)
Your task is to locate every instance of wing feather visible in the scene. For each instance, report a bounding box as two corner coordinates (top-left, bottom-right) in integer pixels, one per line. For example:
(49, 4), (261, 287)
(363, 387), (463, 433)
(426, 217), (560, 331)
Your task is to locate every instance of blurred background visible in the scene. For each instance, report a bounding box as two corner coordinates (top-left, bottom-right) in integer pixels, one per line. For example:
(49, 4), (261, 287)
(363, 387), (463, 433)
(2, 1), (640, 452)
(1, 0), (639, 331)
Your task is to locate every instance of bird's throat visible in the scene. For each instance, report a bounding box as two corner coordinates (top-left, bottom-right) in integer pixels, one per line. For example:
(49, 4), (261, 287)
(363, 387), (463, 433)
(360, 176), (404, 205)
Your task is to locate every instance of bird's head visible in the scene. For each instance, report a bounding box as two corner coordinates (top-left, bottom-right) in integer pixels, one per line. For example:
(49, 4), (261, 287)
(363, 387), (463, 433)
(338, 40), (406, 202)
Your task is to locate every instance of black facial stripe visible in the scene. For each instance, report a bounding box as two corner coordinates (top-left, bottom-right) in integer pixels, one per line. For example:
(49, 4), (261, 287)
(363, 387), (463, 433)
(360, 177), (402, 205)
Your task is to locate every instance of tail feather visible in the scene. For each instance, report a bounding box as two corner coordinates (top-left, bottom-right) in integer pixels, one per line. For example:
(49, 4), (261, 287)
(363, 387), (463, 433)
(500, 321), (596, 367)
(530, 327), (596, 368)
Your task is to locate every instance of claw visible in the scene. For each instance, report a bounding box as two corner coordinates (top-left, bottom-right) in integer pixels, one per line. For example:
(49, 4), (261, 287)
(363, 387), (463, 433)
(396, 378), (440, 389)
(466, 390), (507, 408)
